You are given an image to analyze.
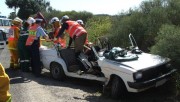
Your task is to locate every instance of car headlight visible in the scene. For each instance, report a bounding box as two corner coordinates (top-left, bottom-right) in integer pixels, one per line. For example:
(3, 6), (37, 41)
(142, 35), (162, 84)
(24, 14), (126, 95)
(133, 72), (143, 80)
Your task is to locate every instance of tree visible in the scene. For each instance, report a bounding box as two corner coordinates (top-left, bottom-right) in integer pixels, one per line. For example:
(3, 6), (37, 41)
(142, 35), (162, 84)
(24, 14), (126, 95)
(5, 0), (19, 15)
(86, 16), (112, 43)
(150, 24), (180, 69)
(6, 0), (50, 19)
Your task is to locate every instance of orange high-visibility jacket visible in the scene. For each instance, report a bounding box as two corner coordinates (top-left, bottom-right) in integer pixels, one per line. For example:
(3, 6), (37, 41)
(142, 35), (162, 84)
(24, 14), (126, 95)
(54, 27), (66, 48)
(26, 24), (39, 46)
(65, 21), (87, 38)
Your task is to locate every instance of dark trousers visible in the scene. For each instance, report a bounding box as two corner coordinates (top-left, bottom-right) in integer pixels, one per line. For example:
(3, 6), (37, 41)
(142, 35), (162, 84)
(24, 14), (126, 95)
(28, 40), (41, 76)
(18, 36), (30, 72)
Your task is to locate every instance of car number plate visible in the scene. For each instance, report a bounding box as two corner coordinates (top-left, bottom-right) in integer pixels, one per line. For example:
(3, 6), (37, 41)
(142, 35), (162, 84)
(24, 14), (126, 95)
(156, 79), (167, 87)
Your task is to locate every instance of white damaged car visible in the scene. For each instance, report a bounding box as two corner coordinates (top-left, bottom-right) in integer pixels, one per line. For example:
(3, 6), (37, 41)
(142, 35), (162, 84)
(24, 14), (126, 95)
(40, 34), (176, 99)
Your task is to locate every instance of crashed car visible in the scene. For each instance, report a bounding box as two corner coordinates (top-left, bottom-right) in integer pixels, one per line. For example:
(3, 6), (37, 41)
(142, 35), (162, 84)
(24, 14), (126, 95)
(40, 34), (176, 99)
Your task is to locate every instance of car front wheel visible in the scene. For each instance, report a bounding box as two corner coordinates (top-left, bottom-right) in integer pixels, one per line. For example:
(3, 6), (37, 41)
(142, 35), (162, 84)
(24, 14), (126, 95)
(50, 62), (65, 81)
(111, 76), (127, 99)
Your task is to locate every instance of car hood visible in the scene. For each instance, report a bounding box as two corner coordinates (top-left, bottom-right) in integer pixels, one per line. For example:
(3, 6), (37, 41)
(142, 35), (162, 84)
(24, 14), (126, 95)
(120, 53), (169, 71)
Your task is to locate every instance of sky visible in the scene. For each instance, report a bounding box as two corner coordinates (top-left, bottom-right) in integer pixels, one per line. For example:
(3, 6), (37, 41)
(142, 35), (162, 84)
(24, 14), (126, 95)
(0, 0), (146, 17)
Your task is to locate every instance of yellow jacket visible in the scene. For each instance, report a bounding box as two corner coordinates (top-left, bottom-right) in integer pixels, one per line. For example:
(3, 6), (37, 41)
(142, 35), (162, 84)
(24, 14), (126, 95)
(0, 63), (11, 102)
(8, 25), (20, 50)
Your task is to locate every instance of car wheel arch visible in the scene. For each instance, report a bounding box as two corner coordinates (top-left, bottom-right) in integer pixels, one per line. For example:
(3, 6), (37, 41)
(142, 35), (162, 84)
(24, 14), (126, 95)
(50, 62), (66, 81)
(104, 74), (128, 99)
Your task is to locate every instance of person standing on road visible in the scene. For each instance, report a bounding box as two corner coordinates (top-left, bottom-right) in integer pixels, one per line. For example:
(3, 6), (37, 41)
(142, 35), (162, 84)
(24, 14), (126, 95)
(50, 17), (66, 48)
(0, 63), (11, 102)
(18, 17), (35, 72)
(8, 17), (23, 69)
(26, 18), (50, 77)
(57, 15), (87, 58)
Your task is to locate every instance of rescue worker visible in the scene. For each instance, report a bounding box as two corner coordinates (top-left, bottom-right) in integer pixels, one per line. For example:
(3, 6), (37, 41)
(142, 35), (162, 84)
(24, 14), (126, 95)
(76, 19), (89, 45)
(8, 17), (23, 69)
(76, 19), (92, 54)
(26, 18), (49, 77)
(0, 63), (11, 102)
(50, 17), (66, 48)
(57, 15), (88, 58)
(18, 17), (35, 72)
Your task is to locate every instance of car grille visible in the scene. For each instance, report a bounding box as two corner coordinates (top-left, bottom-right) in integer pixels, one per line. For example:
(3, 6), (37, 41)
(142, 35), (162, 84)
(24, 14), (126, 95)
(136, 63), (172, 82)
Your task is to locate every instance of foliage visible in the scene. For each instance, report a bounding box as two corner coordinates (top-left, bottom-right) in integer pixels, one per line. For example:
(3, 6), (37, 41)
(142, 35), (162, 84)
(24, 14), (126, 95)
(6, 0), (50, 19)
(107, 0), (180, 51)
(85, 16), (112, 43)
(150, 24), (180, 69)
(166, 0), (180, 26)
(109, 12), (148, 48)
(41, 10), (93, 32)
(150, 24), (180, 90)
(42, 10), (93, 26)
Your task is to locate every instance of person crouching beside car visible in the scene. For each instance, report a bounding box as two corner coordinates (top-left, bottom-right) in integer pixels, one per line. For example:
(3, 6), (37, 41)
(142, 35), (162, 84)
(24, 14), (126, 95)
(50, 17), (66, 48)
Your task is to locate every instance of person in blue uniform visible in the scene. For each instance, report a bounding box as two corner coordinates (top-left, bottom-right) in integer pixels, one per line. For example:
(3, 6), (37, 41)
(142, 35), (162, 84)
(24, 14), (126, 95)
(26, 18), (49, 77)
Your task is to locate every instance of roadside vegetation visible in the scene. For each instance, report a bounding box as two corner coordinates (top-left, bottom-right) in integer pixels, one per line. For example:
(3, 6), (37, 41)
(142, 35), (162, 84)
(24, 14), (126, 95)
(6, 0), (180, 95)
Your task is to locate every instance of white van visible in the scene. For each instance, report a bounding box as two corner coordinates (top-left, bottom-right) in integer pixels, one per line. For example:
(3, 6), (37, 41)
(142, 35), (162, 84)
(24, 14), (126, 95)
(0, 16), (12, 49)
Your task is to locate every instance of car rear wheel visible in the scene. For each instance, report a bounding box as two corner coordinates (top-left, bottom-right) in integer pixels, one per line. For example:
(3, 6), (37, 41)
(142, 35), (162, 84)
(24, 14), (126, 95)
(50, 62), (65, 81)
(111, 76), (127, 99)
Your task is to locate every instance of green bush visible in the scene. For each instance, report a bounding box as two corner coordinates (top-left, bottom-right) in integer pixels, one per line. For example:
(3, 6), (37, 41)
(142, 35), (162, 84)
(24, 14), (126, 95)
(150, 24), (180, 69)
(86, 16), (112, 43)
(150, 24), (180, 91)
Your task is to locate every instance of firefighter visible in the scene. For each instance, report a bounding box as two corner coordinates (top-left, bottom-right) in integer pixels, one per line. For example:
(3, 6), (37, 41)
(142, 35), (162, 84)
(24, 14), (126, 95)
(26, 18), (50, 77)
(0, 63), (11, 102)
(18, 17), (35, 72)
(57, 15), (88, 58)
(8, 17), (23, 69)
(50, 17), (66, 48)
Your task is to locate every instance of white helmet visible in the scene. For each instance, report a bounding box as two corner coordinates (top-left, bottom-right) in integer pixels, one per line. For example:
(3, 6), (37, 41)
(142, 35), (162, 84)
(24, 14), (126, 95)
(50, 17), (59, 24)
(61, 15), (69, 23)
(27, 17), (35, 25)
(76, 19), (84, 25)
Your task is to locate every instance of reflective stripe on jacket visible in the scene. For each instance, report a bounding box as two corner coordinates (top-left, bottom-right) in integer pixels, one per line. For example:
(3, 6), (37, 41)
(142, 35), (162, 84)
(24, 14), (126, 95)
(8, 26), (19, 41)
(65, 21), (87, 38)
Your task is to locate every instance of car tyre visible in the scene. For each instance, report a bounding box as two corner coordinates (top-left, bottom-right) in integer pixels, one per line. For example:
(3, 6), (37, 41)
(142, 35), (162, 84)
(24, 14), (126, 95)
(50, 62), (65, 81)
(111, 76), (127, 99)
